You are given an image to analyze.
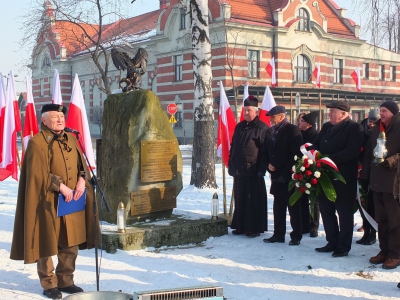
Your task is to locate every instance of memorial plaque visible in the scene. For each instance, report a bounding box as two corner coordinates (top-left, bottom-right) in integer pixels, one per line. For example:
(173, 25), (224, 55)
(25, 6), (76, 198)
(130, 186), (177, 215)
(141, 140), (178, 183)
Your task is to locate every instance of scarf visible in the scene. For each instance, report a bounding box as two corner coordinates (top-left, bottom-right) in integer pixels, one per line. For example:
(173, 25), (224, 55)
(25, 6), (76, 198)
(271, 118), (289, 145)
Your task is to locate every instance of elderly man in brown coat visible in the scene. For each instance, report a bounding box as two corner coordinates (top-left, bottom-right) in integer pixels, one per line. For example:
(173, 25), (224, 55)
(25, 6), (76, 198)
(10, 104), (98, 299)
(361, 100), (400, 270)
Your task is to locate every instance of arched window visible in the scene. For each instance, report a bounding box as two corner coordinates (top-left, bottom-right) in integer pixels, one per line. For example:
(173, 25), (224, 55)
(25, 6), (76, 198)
(297, 8), (309, 31)
(295, 55), (310, 82)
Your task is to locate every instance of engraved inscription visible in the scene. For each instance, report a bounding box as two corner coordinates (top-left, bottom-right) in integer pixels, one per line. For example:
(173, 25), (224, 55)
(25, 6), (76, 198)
(130, 186), (177, 215)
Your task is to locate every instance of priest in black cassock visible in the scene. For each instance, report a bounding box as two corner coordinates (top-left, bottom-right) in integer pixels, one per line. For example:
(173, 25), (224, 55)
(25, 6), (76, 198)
(228, 95), (269, 237)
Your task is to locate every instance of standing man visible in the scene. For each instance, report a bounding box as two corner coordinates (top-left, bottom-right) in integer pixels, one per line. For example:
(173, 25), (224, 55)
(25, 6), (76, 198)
(10, 104), (99, 299)
(298, 111), (320, 237)
(356, 109), (379, 245)
(361, 100), (400, 269)
(263, 106), (303, 245)
(313, 101), (363, 257)
(229, 95), (269, 237)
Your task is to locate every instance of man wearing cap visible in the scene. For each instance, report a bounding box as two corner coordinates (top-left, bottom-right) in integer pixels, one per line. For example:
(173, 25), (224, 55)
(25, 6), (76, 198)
(10, 104), (99, 299)
(228, 95), (269, 237)
(263, 106), (303, 245)
(356, 109), (379, 245)
(313, 101), (363, 257)
(361, 100), (400, 269)
(298, 111), (320, 238)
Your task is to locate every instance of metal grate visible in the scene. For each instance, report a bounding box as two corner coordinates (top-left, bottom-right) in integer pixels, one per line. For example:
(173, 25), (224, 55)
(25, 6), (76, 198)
(134, 285), (223, 300)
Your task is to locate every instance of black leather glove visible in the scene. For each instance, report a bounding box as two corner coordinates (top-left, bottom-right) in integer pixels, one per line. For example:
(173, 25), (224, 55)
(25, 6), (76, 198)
(257, 172), (265, 178)
(277, 176), (286, 184)
(380, 159), (390, 168)
(359, 178), (369, 191)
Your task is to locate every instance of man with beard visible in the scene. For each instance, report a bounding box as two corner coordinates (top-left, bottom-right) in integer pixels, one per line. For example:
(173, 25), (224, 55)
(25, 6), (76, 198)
(263, 106), (303, 245)
(298, 111), (320, 237)
(228, 95), (269, 237)
(313, 101), (363, 257)
(361, 100), (400, 269)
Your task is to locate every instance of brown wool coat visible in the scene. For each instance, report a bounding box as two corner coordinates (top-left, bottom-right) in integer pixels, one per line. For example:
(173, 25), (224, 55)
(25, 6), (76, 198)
(10, 125), (99, 264)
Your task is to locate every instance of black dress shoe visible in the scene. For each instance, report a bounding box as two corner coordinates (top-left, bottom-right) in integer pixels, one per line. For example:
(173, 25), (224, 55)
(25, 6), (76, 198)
(315, 244), (336, 252)
(356, 234), (368, 244)
(289, 239), (300, 246)
(263, 236), (285, 243)
(43, 288), (62, 299)
(332, 249), (349, 257)
(59, 284), (84, 294)
(363, 236), (376, 245)
(310, 231), (318, 238)
(231, 230), (243, 235)
(246, 233), (260, 238)
(397, 282), (400, 289)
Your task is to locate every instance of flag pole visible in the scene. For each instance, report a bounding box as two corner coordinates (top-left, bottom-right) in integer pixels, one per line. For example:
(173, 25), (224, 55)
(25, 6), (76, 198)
(229, 180), (234, 216)
(222, 164), (227, 215)
(15, 138), (21, 169)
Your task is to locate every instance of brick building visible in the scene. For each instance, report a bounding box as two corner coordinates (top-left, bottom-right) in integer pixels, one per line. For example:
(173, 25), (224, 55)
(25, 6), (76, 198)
(31, 0), (400, 142)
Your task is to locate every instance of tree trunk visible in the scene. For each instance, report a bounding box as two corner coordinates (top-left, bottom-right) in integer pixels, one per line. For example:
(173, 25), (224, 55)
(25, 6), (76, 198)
(189, 0), (217, 188)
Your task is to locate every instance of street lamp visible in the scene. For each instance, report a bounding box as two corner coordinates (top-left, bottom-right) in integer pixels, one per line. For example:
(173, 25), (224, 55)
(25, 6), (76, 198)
(295, 92), (301, 114)
(2, 73), (18, 89)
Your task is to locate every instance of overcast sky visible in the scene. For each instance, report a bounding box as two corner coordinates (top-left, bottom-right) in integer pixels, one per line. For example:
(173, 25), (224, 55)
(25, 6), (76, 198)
(0, 0), (358, 93)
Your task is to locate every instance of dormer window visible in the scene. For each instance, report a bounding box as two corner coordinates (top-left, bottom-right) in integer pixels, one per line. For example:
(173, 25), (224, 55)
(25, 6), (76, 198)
(179, 8), (186, 30)
(297, 8), (309, 31)
(42, 55), (51, 69)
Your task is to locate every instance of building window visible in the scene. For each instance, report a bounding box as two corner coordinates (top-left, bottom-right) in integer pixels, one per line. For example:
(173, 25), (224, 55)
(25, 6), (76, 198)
(390, 66), (396, 81)
(247, 50), (259, 78)
(40, 78), (44, 96)
(333, 59), (343, 83)
(174, 55), (183, 81)
(379, 65), (385, 81)
(363, 63), (369, 79)
(179, 8), (186, 30)
(295, 54), (310, 82)
(297, 8), (309, 31)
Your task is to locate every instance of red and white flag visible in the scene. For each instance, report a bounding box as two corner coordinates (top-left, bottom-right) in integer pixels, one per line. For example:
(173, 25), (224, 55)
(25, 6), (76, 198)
(313, 62), (321, 88)
(239, 83), (249, 122)
(351, 67), (361, 92)
(0, 71), (18, 181)
(0, 74), (6, 173)
(23, 76), (39, 152)
(259, 86), (276, 127)
(265, 57), (276, 87)
(52, 69), (63, 104)
(66, 74), (95, 169)
(217, 81), (237, 167)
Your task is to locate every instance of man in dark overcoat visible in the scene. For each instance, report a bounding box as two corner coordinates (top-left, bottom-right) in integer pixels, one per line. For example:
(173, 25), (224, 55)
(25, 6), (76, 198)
(10, 104), (99, 299)
(263, 106), (303, 245)
(298, 111), (320, 237)
(361, 100), (400, 269)
(313, 101), (363, 257)
(229, 95), (269, 237)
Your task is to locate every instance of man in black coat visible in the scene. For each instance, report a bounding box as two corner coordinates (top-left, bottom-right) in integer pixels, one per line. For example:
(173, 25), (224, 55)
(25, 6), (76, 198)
(228, 95), (269, 237)
(298, 111), (320, 237)
(313, 101), (363, 257)
(263, 106), (303, 245)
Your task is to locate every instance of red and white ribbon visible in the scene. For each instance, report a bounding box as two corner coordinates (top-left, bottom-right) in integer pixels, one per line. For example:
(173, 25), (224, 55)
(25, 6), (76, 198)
(299, 143), (338, 171)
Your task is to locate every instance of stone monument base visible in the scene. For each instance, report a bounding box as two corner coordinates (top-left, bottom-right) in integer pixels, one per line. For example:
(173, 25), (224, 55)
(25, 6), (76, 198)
(101, 213), (228, 253)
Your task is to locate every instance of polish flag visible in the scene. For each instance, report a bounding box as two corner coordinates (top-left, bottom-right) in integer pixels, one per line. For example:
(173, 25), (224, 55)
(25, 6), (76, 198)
(217, 81), (237, 167)
(313, 62), (321, 88)
(65, 74), (95, 169)
(351, 67), (361, 92)
(22, 76), (39, 153)
(259, 86), (276, 127)
(265, 57), (276, 87)
(0, 74), (6, 173)
(239, 83), (249, 122)
(52, 69), (63, 104)
(0, 71), (18, 181)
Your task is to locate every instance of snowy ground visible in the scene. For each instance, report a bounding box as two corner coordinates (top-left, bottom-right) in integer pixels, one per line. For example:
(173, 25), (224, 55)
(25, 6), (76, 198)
(0, 159), (399, 299)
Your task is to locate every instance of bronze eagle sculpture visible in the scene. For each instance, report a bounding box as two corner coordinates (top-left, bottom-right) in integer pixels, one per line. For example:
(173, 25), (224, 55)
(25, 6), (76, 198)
(111, 47), (148, 92)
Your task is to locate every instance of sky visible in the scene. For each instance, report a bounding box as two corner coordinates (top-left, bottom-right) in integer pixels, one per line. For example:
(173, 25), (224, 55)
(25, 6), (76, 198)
(0, 0), (359, 93)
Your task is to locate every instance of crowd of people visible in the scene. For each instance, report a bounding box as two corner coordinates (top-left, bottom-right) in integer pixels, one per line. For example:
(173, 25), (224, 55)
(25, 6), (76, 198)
(228, 96), (400, 286)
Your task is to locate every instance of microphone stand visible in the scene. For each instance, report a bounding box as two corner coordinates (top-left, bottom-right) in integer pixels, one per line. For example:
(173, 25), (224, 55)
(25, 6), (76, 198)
(73, 131), (110, 292)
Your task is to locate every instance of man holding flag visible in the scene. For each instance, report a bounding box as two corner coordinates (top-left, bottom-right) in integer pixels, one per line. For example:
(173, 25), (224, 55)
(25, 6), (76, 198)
(228, 95), (269, 237)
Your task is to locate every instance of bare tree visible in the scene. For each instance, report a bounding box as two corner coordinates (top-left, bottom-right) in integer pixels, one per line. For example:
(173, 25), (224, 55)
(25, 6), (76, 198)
(92, 105), (104, 133)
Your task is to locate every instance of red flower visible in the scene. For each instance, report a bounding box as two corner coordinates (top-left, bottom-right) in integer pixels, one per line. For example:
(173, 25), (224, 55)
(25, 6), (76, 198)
(305, 170), (312, 176)
(298, 174), (303, 180)
(316, 163), (321, 168)
(299, 187), (306, 193)
(311, 178), (318, 185)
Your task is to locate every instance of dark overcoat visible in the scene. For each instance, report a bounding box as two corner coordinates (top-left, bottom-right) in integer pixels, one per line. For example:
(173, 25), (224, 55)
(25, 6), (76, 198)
(313, 117), (363, 199)
(266, 123), (303, 195)
(301, 126), (318, 144)
(361, 113), (400, 193)
(10, 125), (99, 264)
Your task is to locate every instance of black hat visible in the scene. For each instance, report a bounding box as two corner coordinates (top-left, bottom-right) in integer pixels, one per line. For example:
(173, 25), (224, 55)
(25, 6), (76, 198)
(41, 104), (67, 115)
(243, 95), (258, 107)
(380, 100), (399, 116)
(266, 105), (286, 116)
(326, 101), (350, 112)
(302, 111), (318, 125)
(367, 109), (379, 122)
